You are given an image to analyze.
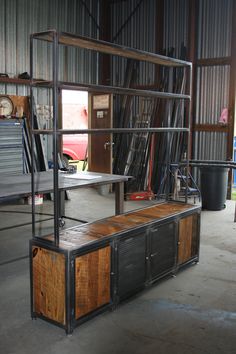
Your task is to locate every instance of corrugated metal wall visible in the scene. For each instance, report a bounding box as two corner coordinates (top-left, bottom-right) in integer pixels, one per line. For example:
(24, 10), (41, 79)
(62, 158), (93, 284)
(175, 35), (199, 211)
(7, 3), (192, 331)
(0, 0), (234, 165)
(195, 65), (230, 125)
(110, 0), (156, 87)
(194, 0), (233, 162)
(197, 0), (232, 59)
(163, 0), (189, 59)
(0, 0), (99, 96)
(0, 0), (99, 158)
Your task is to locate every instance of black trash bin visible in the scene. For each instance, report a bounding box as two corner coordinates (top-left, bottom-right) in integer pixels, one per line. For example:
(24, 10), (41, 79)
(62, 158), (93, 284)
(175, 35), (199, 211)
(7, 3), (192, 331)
(200, 167), (229, 210)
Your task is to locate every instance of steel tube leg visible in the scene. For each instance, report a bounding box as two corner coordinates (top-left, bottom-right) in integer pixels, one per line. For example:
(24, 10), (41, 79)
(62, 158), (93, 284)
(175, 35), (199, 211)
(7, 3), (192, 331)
(115, 182), (124, 215)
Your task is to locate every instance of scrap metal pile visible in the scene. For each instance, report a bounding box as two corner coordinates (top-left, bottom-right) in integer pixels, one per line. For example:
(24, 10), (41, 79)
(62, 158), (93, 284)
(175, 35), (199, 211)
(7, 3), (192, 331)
(113, 47), (188, 199)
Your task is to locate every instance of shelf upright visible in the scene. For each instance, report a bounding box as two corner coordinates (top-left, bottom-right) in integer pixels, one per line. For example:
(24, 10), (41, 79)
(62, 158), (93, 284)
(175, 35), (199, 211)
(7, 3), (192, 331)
(51, 30), (60, 246)
(30, 30), (60, 245)
(29, 32), (35, 238)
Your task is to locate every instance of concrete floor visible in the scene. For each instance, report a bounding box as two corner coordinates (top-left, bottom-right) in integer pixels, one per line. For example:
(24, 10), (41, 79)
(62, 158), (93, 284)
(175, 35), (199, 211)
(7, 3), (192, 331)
(0, 189), (236, 354)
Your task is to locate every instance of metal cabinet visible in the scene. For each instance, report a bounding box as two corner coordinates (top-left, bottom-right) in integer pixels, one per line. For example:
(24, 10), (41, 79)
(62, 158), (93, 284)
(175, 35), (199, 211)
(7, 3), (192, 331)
(148, 221), (177, 281)
(117, 230), (147, 301)
(0, 119), (24, 175)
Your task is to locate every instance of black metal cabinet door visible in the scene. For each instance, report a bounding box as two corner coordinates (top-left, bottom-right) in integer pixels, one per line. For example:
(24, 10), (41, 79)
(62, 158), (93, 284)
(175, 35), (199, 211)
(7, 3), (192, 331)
(117, 231), (147, 300)
(149, 222), (176, 280)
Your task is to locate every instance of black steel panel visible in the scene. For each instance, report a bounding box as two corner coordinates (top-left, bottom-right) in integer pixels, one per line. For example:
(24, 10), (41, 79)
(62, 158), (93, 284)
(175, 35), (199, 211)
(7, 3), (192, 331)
(150, 222), (176, 279)
(117, 231), (146, 299)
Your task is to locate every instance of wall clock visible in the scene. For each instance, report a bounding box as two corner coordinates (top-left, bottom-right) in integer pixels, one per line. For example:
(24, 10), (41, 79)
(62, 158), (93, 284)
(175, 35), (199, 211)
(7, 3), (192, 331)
(0, 96), (14, 116)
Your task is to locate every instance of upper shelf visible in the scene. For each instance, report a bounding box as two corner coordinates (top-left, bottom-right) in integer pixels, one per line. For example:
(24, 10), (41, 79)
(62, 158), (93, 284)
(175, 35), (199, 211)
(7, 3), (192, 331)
(31, 30), (192, 68)
(32, 80), (190, 100)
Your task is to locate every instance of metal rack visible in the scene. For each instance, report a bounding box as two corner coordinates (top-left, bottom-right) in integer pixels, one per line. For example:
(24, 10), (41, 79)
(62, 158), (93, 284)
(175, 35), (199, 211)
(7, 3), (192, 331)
(30, 29), (192, 246)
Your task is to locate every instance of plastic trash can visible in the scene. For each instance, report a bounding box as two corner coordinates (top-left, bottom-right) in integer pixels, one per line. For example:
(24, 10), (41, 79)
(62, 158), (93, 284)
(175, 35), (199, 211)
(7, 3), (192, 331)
(200, 167), (229, 210)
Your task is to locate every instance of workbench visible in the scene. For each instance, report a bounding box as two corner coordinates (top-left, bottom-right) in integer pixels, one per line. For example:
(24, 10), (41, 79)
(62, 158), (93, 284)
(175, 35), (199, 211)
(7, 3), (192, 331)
(0, 170), (130, 216)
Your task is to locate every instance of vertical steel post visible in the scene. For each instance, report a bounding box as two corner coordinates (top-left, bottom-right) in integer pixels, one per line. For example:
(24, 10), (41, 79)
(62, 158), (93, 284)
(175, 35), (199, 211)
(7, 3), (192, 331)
(52, 31), (60, 246)
(185, 63), (193, 203)
(30, 34), (35, 237)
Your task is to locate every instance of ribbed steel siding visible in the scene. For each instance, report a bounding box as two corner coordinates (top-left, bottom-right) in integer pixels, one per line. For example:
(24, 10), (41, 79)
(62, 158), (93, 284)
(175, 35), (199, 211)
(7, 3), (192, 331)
(163, 0), (188, 59)
(197, 0), (232, 59)
(111, 0), (156, 86)
(0, 0), (99, 94)
(196, 65), (230, 124)
(194, 0), (233, 163)
(0, 0), (99, 159)
(195, 131), (227, 160)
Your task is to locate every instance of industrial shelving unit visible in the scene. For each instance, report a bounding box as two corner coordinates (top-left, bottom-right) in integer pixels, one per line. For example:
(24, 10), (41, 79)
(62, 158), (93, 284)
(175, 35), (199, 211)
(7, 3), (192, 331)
(29, 30), (200, 333)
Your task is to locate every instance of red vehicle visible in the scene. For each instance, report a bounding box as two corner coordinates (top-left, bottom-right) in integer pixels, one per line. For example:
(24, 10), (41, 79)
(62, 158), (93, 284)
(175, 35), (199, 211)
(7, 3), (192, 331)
(62, 100), (88, 163)
(62, 134), (88, 162)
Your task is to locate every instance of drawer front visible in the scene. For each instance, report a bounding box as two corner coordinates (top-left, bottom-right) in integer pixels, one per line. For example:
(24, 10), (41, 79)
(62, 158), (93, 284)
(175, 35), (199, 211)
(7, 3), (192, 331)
(150, 222), (176, 279)
(117, 232), (147, 299)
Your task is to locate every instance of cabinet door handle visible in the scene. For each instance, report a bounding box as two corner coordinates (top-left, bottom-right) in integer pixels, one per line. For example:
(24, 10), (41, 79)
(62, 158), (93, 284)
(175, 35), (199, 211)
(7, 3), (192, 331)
(104, 141), (114, 150)
(124, 237), (134, 243)
(151, 252), (158, 258)
(151, 228), (159, 233)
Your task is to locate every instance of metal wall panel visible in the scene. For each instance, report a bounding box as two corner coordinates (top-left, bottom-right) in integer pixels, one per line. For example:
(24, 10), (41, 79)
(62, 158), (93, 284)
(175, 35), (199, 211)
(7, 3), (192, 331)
(0, 0), (99, 159)
(0, 0), (99, 91)
(197, 0), (232, 59)
(194, 0), (233, 164)
(163, 0), (189, 59)
(195, 65), (230, 124)
(195, 131), (227, 161)
(111, 0), (156, 86)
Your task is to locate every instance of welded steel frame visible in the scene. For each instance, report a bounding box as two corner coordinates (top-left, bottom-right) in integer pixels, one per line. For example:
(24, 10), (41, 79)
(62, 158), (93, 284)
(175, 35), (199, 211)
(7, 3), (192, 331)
(30, 29), (192, 245)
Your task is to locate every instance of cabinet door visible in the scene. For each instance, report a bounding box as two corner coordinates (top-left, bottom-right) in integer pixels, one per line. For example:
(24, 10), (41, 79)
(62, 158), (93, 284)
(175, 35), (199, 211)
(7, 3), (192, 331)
(75, 246), (111, 319)
(150, 222), (176, 280)
(117, 231), (147, 300)
(178, 213), (199, 265)
(32, 246), (66, 325)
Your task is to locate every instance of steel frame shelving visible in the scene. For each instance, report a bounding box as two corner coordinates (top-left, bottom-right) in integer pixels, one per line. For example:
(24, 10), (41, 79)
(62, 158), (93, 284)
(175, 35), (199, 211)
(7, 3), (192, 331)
(30, 29), (192, 246)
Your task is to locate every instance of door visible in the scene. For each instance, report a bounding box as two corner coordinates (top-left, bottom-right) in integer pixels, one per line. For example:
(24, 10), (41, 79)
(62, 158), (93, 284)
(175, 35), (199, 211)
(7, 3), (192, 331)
(88, 93), (113, 173)
(117, 231), (147, 300)
(149, 222), (176, 280)
(75, 246), (111, 319)
(177, 214), (199, 265)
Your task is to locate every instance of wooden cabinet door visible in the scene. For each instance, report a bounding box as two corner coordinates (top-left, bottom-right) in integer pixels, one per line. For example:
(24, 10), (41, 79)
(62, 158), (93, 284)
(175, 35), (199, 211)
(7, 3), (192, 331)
(32, 247), (66, 325)
(117, 231), (147, 300)
(75, 246), (111, 319)
(150, 222), (176, 280)
(178, 214), (199, 265)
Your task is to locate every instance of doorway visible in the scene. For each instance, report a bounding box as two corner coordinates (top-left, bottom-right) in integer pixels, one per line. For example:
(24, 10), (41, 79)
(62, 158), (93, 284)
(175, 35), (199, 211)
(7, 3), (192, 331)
(62, 90), (88, 170)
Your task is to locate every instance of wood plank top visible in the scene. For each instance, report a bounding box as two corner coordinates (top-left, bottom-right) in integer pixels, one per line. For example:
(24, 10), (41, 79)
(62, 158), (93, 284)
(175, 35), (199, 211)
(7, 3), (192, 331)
(32, 30), (191, 68)
(43, 202), (199, 251)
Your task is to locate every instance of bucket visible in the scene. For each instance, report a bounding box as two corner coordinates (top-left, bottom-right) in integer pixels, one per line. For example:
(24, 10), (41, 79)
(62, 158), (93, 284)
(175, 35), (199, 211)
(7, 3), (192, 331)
(200, 167), (228, 210)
